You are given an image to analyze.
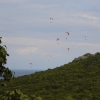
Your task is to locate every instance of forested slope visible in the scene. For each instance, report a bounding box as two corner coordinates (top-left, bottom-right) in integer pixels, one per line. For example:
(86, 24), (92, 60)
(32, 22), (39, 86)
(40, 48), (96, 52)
(0, 52), (100, 100)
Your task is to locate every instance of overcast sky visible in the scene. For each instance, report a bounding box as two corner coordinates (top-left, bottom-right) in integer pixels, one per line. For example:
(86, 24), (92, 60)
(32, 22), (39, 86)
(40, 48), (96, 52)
(0, 0), (100, 70)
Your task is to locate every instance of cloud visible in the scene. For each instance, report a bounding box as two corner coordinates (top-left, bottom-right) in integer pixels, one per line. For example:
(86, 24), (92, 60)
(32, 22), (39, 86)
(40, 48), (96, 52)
(2, 36), (100, 70)
(15, 47), (38, 55)
(0, 0), (100, 70)
(0, 0), (100, 37)
(2, 36), (100, 56)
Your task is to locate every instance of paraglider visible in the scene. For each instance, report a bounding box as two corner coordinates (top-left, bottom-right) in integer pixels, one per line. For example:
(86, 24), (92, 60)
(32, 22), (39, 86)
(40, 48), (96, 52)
(30, 62), (33, 68)
(65, 32), (70, 40)
(67, 48), (70, 50)
(45, 54), (52, 61)
(50, 18), (53, 20)
(45, 54), (52, 58)
(67, 48), (70, 52)
(85, 35), (87, 40)
(56, 38), (59, 44)
(56, 38), (59, 41)
(30, 62), (32, 65)
(50, 18), (54, 23)
(65, 32), (70, 35)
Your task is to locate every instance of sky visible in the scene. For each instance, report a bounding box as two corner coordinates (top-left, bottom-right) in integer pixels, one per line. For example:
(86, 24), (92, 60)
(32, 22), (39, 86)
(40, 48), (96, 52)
(0, 0), (100, 70)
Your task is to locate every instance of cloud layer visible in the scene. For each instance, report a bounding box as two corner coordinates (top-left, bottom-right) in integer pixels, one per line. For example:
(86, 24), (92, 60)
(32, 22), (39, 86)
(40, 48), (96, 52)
(0, 0), (100, 69)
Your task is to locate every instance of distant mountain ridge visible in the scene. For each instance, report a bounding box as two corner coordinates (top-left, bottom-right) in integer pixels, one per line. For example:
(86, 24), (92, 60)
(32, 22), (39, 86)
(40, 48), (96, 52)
(1, 52), (100, 100)
(73, 52), (100, 61)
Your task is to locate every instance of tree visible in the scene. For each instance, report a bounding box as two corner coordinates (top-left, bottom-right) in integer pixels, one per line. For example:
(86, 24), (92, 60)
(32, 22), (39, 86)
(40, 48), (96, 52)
(1, 89), (29, 100)
(0, 37), (13, 81)
(66, 96), (76, 100)
(0, 37), (43, 100)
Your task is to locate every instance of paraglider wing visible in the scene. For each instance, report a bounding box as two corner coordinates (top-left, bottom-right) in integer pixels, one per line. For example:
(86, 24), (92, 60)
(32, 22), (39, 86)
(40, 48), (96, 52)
(56, 38), (59, 44)
(56, 38), (59, 41)
(85, 35), (88, 38)
(65, 32), (69, 35)
(45, 54), (52, 61)
(50, 18), (54, 23)
(50, 18), (53, 20)
(30, 62), (33, 68)
(45, 54), (52, 58)
(67, 48), (70, 52)
(85, 35), (88, 40)
(30, 63), (32, 65)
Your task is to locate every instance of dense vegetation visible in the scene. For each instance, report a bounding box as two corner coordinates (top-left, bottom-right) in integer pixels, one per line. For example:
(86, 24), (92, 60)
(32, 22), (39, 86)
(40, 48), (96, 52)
(0, 49), (100, 99)
(0, 38), (42, 100)
(0, 37), (13, 81)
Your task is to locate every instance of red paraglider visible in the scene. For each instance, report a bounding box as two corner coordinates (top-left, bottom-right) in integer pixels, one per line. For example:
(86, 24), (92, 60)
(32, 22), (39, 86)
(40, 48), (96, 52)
(30, 63), (32, 65)
(68, 48), (70, 50)
(65, 32), (70, 35)
(67, 48), (70, 52)
(56, 38), (59, 41)
(65, 32), (70, 40)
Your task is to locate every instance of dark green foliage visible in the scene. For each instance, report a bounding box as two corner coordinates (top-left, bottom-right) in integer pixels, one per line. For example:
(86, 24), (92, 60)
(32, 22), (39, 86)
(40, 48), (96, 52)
(0, 89), (42, 100)
(1, 89), (29, 100)
(0, 83), (7, 87)
(0, 38), (42, 100)
(1, 51), (100, 99)
(83, 53), (92, 56)
(0, 38), (13, 81)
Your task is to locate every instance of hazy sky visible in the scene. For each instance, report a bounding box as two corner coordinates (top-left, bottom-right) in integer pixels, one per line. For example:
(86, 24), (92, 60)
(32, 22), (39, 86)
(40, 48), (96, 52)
(0, 0), (100, 70)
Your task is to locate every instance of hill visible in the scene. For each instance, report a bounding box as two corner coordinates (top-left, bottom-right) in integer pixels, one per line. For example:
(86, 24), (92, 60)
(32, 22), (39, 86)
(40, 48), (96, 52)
(0, 52), (100, 100)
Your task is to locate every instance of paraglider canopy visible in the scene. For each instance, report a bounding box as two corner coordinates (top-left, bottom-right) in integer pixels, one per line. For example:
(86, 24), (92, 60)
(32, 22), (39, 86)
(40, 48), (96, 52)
(85, 35), (88, 40)
(65, 32), (70, 35)
(56, 38), (59, 41)
(45, 54), (52, 58)
(30, 62), (32, 68)
(50, 18), (54, 20)
(67, 48), (70, 52)
(30, 63), (32, 65)
(67, 48), (70, 50)
(56, 38), (59, 44)
(50, 18), (54, 23)
(45, 54), (52, 61)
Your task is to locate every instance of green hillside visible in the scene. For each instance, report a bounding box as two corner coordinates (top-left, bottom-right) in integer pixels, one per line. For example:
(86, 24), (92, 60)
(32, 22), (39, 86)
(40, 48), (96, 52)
(0, 52), (100, 100)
